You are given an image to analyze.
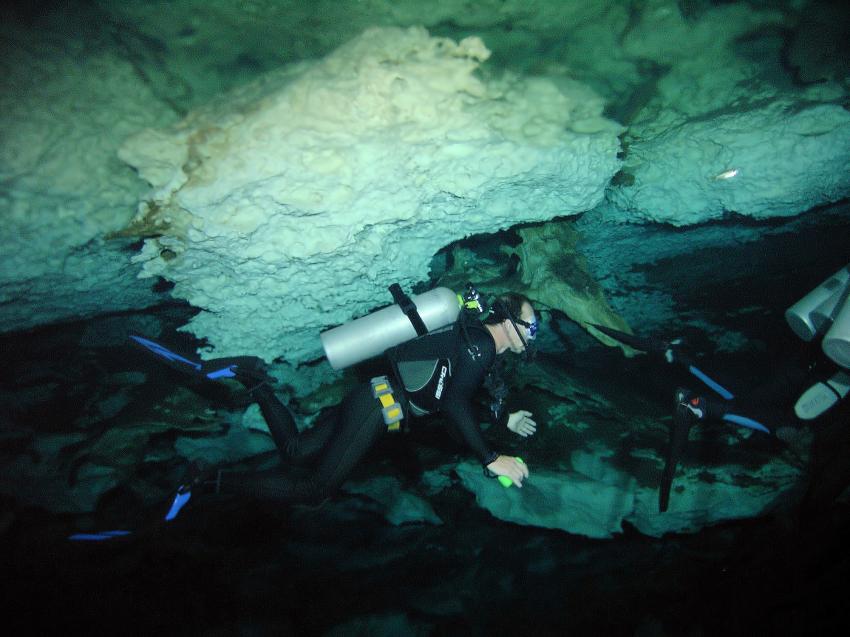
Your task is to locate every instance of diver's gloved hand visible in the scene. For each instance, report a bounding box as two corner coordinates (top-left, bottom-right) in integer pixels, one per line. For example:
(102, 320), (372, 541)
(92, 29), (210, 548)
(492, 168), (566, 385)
(507, 410), (537, 437)
(486, 455), (530, 488)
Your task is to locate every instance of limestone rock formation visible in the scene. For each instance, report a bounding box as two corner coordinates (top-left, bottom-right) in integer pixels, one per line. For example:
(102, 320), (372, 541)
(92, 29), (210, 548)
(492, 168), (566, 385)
(119, 26), (622, 362)
(0, 16), (176, 332)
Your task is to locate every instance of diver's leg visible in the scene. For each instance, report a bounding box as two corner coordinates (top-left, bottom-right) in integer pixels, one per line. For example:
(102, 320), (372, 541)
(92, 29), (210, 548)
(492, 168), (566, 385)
(660, 387), (775, 513)
(659, 390), (697, 513)
(217, 384), (387, 503)
(247, 383), (298, 450)
(247, 383), (337, 463)
(132, 336), (339, 462)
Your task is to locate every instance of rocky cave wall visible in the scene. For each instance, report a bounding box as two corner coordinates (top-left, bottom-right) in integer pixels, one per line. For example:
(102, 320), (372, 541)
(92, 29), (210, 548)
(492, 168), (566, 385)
(2, 0), (848, 357)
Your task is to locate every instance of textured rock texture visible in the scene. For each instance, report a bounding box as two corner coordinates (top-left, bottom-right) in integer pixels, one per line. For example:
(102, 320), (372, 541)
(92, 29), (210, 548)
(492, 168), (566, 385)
(0, 12), (176, 332)
(608, 100), (850, 225)
(119, 27), (621, 362)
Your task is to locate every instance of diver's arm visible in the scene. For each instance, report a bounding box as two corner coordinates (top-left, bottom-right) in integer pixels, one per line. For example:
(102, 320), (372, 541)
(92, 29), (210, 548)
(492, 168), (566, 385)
(440, 332), (498, 463)
(442, 401), (529, 486)
(441, 372), (533, 480)
(441, 396), (495, 464)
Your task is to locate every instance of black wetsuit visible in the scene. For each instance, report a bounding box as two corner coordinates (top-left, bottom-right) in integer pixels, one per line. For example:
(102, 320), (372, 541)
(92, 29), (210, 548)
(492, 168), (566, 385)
(218, 318), (502, 503)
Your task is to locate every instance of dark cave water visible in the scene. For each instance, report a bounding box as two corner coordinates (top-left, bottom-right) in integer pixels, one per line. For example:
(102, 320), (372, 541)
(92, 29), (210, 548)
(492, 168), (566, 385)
(3, 448), (850, 636)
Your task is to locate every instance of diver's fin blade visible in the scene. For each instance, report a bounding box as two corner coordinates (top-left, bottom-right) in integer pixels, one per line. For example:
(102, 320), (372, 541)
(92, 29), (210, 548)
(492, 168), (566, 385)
(722, 413), (771, 434)
(687, 364), (735, 400)
(794, 371), (850, 420)
(202, 362), (238, 380)
(589, 324), (652, 351)
(68, 530), (132, 541)
(200, 356), (275, 384)
(129, 334), (204, 375)
(164, 490), (192, 521)
(129, 335), (262, 383)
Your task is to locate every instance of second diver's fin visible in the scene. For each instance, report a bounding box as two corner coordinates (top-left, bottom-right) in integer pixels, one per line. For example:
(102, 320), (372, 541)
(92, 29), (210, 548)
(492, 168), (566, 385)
(721, 413), (770, 434)
(684, 363), (735, 401)
(590, 324), (736, 400)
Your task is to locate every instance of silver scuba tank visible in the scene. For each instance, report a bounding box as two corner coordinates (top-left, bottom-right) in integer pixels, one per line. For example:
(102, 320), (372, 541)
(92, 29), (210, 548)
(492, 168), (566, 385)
(321, 287), (460, 370)
(785, 264), (850, 341)
(823, 293), (850, 369)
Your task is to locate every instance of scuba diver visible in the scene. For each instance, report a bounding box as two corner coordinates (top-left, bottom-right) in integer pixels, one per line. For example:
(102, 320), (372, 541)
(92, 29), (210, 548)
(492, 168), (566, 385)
(130, 285), (539, 519)
(590, 323), (774, 512)
(592, 262), (850, 513)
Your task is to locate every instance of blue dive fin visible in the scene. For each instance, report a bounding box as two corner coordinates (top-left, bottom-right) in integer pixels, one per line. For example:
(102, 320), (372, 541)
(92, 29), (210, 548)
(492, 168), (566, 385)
(590, 325), (738, 400)
(722, 413), (770, 434)
(164, 489), (192, 521)
(205, 366), (238, 380)
(130, 335), (204, 373)
(129, 334), (241, 380)
(687, 365), (735, 400)
(68, 529), (132, 541)
(67, 488), (197, 541)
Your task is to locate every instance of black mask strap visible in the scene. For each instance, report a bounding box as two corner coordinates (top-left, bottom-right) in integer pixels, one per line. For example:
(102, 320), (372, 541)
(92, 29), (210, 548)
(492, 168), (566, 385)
(495, 301), (537, 363)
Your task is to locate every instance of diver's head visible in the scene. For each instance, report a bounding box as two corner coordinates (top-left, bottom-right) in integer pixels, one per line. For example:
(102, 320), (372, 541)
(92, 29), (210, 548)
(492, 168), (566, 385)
(485, 293), (538, 358)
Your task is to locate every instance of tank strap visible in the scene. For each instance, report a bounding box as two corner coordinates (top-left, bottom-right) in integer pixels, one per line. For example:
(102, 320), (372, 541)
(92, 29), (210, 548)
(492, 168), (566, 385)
(389, 283), (429, 337)
(370, 376), (405, 432)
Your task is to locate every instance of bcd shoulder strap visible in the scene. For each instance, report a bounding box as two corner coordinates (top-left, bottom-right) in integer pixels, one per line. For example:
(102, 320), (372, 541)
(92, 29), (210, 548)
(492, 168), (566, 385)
(389, 283), (429, 337)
